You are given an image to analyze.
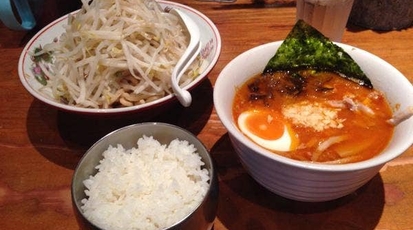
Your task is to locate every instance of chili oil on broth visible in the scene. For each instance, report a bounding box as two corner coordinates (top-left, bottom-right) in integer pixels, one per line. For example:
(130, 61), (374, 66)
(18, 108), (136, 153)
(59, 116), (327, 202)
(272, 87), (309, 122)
(233, 70), (394, 164)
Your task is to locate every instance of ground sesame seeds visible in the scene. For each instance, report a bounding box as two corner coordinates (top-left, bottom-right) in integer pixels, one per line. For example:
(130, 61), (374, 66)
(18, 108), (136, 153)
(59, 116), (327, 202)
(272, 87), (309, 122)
(282, 101), (345, 131)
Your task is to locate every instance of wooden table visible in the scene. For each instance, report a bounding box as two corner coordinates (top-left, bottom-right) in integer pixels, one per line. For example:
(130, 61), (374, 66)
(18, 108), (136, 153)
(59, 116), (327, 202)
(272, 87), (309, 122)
(1, 0), (413, 229)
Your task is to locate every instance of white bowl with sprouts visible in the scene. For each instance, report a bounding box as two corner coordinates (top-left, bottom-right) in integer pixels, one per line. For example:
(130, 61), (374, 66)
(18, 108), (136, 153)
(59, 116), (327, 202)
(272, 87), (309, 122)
(18, 0), (221, 114)
(214, 41), (413, 202)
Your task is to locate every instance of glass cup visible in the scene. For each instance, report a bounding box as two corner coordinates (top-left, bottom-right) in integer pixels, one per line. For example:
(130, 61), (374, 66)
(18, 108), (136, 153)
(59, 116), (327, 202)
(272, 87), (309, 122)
(0, 0), (37, 30)
(296, 0), (355, 42)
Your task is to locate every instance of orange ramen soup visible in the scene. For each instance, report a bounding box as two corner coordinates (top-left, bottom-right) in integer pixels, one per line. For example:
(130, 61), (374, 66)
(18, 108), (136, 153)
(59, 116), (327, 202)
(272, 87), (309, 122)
(233, 70), (394, 164)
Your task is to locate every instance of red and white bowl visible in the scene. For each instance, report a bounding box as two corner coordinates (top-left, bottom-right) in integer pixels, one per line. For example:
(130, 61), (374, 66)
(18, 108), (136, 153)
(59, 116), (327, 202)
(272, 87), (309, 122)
(18, 1), (221, 115)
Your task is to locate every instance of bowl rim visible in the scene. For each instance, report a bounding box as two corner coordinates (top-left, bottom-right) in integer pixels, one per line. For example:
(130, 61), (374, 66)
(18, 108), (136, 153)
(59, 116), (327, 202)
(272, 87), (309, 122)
(71, 122), (218, 228)
(18, 0), (222, 114)
(214, 41), (413, 172)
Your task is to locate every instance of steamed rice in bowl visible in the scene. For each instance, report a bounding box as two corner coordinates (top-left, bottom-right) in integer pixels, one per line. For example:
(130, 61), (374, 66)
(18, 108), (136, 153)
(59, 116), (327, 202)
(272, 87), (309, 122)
(81, 136), (209, 229)
(71, 123), (218, 229)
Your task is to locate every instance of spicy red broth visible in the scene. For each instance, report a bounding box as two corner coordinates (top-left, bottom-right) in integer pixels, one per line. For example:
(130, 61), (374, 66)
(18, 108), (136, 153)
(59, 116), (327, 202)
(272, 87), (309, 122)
(232, 70), (394, 164)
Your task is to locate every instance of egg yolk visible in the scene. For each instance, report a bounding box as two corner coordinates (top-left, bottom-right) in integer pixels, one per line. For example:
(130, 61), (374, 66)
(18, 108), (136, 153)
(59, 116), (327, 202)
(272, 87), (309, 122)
(237, 109), (299, 152)
(243, 111), (284, 140)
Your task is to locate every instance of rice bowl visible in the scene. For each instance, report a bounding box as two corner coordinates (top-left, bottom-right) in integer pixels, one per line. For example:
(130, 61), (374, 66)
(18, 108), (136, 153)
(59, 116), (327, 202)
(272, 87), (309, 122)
(71, 123), (219, 229)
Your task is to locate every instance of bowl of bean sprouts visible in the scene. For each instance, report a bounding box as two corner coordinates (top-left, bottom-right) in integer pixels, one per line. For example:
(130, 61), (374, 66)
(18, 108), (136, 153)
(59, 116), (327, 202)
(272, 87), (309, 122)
(18, 0), (221, 114)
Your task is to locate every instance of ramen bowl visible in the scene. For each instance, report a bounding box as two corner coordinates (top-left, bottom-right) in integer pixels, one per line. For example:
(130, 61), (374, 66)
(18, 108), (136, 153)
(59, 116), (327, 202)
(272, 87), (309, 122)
(71, 122), (219, 229)
(213, 41), (413, 202)
(18, 0), (221, 115)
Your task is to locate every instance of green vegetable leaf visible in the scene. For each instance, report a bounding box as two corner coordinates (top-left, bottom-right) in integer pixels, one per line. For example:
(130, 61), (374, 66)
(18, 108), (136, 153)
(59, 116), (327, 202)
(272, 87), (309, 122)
(264, 20), (372, 89)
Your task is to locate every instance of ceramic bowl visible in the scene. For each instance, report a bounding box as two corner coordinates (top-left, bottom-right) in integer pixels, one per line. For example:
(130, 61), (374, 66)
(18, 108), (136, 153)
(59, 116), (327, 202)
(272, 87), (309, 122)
(213, 41), (413, 202)
(71, 122), (219, 229)
(18, 0), (221, 114)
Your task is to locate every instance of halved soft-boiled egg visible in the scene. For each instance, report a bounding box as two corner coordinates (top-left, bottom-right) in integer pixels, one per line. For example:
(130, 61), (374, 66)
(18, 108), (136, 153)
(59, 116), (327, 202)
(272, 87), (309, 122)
(237, 109), (298, 152)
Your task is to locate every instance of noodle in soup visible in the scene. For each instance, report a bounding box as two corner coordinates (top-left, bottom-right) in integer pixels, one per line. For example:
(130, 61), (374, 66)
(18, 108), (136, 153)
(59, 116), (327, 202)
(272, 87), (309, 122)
(233, 70), (394, 164)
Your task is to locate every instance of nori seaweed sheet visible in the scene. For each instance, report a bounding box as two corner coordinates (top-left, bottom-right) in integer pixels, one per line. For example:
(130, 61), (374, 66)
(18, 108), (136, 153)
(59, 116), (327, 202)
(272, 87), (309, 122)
(264, 20), (373, 89)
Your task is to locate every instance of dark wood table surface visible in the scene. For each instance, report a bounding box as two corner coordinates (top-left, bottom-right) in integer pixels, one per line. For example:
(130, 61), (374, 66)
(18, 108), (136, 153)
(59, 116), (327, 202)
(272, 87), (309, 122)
(1, 0), (413, 229)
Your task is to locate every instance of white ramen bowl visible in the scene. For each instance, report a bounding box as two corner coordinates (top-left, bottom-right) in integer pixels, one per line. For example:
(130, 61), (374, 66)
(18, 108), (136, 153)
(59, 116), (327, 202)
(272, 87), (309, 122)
(214, 41), (413, 202)
(18, 0), (221, 115)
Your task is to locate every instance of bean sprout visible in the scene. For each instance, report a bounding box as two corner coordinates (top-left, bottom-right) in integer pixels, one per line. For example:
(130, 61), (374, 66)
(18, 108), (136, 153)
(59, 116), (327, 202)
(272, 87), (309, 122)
(32, 0), (201, 108)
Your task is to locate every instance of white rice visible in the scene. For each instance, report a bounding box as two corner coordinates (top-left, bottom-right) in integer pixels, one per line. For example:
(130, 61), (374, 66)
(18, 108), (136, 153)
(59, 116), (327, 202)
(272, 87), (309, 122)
(80, 135), (210, 230)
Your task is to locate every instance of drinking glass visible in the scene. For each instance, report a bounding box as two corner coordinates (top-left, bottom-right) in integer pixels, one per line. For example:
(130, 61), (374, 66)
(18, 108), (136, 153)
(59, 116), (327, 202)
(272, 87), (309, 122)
(296, 0), (355, 42)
